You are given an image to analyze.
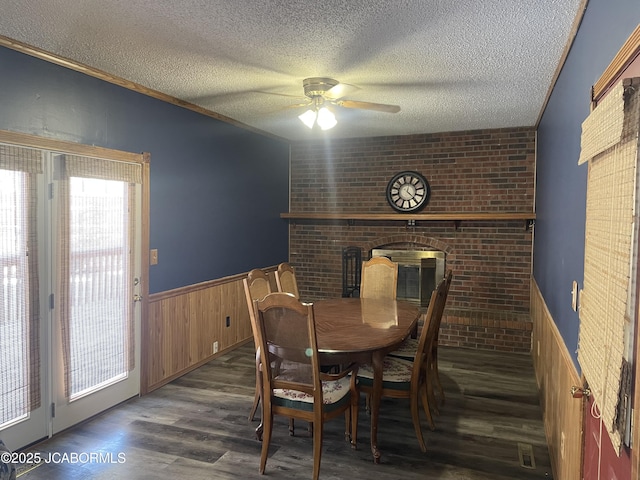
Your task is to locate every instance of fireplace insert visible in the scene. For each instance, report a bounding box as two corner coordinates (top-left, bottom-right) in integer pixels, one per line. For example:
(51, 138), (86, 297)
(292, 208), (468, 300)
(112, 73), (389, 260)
(371, 249), (445, 307)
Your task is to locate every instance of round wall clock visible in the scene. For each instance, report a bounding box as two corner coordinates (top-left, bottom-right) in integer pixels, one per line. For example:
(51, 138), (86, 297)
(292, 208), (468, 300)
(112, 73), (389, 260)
(386, 171), (430, 213)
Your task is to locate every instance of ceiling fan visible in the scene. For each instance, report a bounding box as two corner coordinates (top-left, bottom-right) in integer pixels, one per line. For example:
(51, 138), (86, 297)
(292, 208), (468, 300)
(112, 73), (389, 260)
(293, 77), (401, 130)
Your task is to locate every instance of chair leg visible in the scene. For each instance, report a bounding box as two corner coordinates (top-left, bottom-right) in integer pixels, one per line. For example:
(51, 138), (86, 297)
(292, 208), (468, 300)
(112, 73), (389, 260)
(286, 418), (311, 436)
(420, 382), (436, 431)
(255, 392), (264, 441)
(432, 350), (445, 406)
(344, 410), (350, 442)
(427, 355), (442, 414)
(259, 410), (273, 474)
(249, 383), (260, 421)
(426, 370), (439, 416)
(249, 350), (262, 421)
(350, 394), (359, 449)
(312, 421), (323, 480)
(410, 391), (427, 453)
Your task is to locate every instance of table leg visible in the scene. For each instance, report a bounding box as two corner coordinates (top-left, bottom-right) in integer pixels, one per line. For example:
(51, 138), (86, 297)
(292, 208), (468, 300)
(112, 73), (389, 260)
(370, 350), (384, 463)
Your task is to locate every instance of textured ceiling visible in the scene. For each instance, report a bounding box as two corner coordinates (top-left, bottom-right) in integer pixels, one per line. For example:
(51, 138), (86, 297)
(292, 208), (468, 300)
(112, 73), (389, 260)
(0, 0), (584, 142)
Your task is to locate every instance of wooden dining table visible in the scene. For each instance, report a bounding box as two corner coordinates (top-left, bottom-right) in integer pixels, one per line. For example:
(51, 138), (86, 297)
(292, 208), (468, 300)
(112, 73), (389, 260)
(312, 297), (421, 464)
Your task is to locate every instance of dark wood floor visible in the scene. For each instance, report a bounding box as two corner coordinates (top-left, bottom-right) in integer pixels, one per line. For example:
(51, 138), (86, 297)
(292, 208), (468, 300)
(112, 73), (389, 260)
(17, 343), (553, 479)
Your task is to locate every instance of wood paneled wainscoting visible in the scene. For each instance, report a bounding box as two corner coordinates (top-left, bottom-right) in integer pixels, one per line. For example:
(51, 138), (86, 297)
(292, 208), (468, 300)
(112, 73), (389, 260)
(142, 268), (277, 393)
(530, 279), (583, 480)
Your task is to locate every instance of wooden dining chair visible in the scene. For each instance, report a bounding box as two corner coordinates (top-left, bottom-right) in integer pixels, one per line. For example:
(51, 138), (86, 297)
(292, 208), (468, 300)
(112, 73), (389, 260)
(275, 262), (300, 298)
(253, 292), (359, 480)
(244, 269), (301, 440)
(360, 256), (398, 299)
(388, 270), (452, 410)
(242, 269), (273, 424)
(357, 283), (446, 453)
(429, 269), (453, 407)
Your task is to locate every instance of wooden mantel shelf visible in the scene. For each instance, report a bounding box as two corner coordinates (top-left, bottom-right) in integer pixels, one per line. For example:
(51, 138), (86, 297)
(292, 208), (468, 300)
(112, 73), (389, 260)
(280, 212), (536, 221)
(281, 212), (536, 230)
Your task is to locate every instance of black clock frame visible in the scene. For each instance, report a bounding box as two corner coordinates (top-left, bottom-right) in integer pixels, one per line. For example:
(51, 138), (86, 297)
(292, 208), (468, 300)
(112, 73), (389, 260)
(385, 170), (431, 213)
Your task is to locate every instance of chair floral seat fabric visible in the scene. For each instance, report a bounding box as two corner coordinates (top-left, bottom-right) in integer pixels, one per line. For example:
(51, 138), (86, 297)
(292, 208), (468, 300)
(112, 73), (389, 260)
(357, 357), (414, 391)
(387, 338), (419, 360)
(274, 374), (353, 412)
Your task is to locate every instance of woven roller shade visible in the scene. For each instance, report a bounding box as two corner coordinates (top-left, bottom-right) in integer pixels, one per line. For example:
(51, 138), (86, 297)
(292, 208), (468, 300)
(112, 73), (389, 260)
(63, 153), (142, 183)
(578, 78), (640, 454)
(57, 153), (139, 398)
(0, 143), (42, 419)
(0, 144), (43, 173)
(578, 82), (625, 165)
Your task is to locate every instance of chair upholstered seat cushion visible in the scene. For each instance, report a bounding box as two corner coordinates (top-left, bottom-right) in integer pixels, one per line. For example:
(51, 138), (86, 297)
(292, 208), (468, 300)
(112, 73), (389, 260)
(388, 338), (419, 360)
(273, 375), (352, 412)
(357, 357), (414, 391)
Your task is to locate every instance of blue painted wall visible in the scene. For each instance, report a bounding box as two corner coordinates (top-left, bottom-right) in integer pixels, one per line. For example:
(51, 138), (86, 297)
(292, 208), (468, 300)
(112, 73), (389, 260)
(0, 45), (290, 294)
(535, 1), (640, 371)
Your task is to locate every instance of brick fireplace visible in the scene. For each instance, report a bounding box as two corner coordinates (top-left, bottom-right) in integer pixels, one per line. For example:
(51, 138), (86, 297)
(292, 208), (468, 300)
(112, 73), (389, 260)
(287, 127), (535, 353)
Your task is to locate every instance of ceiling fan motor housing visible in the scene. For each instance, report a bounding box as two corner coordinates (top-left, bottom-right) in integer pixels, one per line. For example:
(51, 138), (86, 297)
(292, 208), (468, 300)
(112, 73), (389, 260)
(302, 77), (339, 98)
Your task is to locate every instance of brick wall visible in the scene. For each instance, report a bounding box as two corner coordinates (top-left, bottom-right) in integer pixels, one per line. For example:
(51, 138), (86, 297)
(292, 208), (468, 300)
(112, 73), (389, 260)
(288, 127), (535, 353)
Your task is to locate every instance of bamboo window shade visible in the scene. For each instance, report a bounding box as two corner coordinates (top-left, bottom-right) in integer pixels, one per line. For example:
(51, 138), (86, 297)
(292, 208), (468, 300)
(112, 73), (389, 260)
(57, 154), (141, 398)
(0, 143), (43, 423)
(578, 79), (640, 454)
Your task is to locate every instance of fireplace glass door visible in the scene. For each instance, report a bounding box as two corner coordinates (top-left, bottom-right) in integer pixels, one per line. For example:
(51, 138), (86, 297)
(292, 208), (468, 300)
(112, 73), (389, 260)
(372, 249), (444, 307)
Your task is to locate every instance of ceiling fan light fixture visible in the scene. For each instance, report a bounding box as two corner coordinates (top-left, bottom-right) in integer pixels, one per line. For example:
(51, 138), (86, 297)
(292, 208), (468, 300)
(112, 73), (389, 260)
(298, 109), (317, 129)
(317, 107), (337, 130)
(298, 106), (337, 130)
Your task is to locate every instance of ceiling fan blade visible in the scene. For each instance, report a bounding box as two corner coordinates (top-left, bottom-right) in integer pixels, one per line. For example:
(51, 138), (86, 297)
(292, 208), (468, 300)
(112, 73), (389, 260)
(284, 101), (312, 109)
(337, 100), (401, 113)
(256, 90), (306, 99)
(324, 82), (360, 100)
(258, 103), (311, 116)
